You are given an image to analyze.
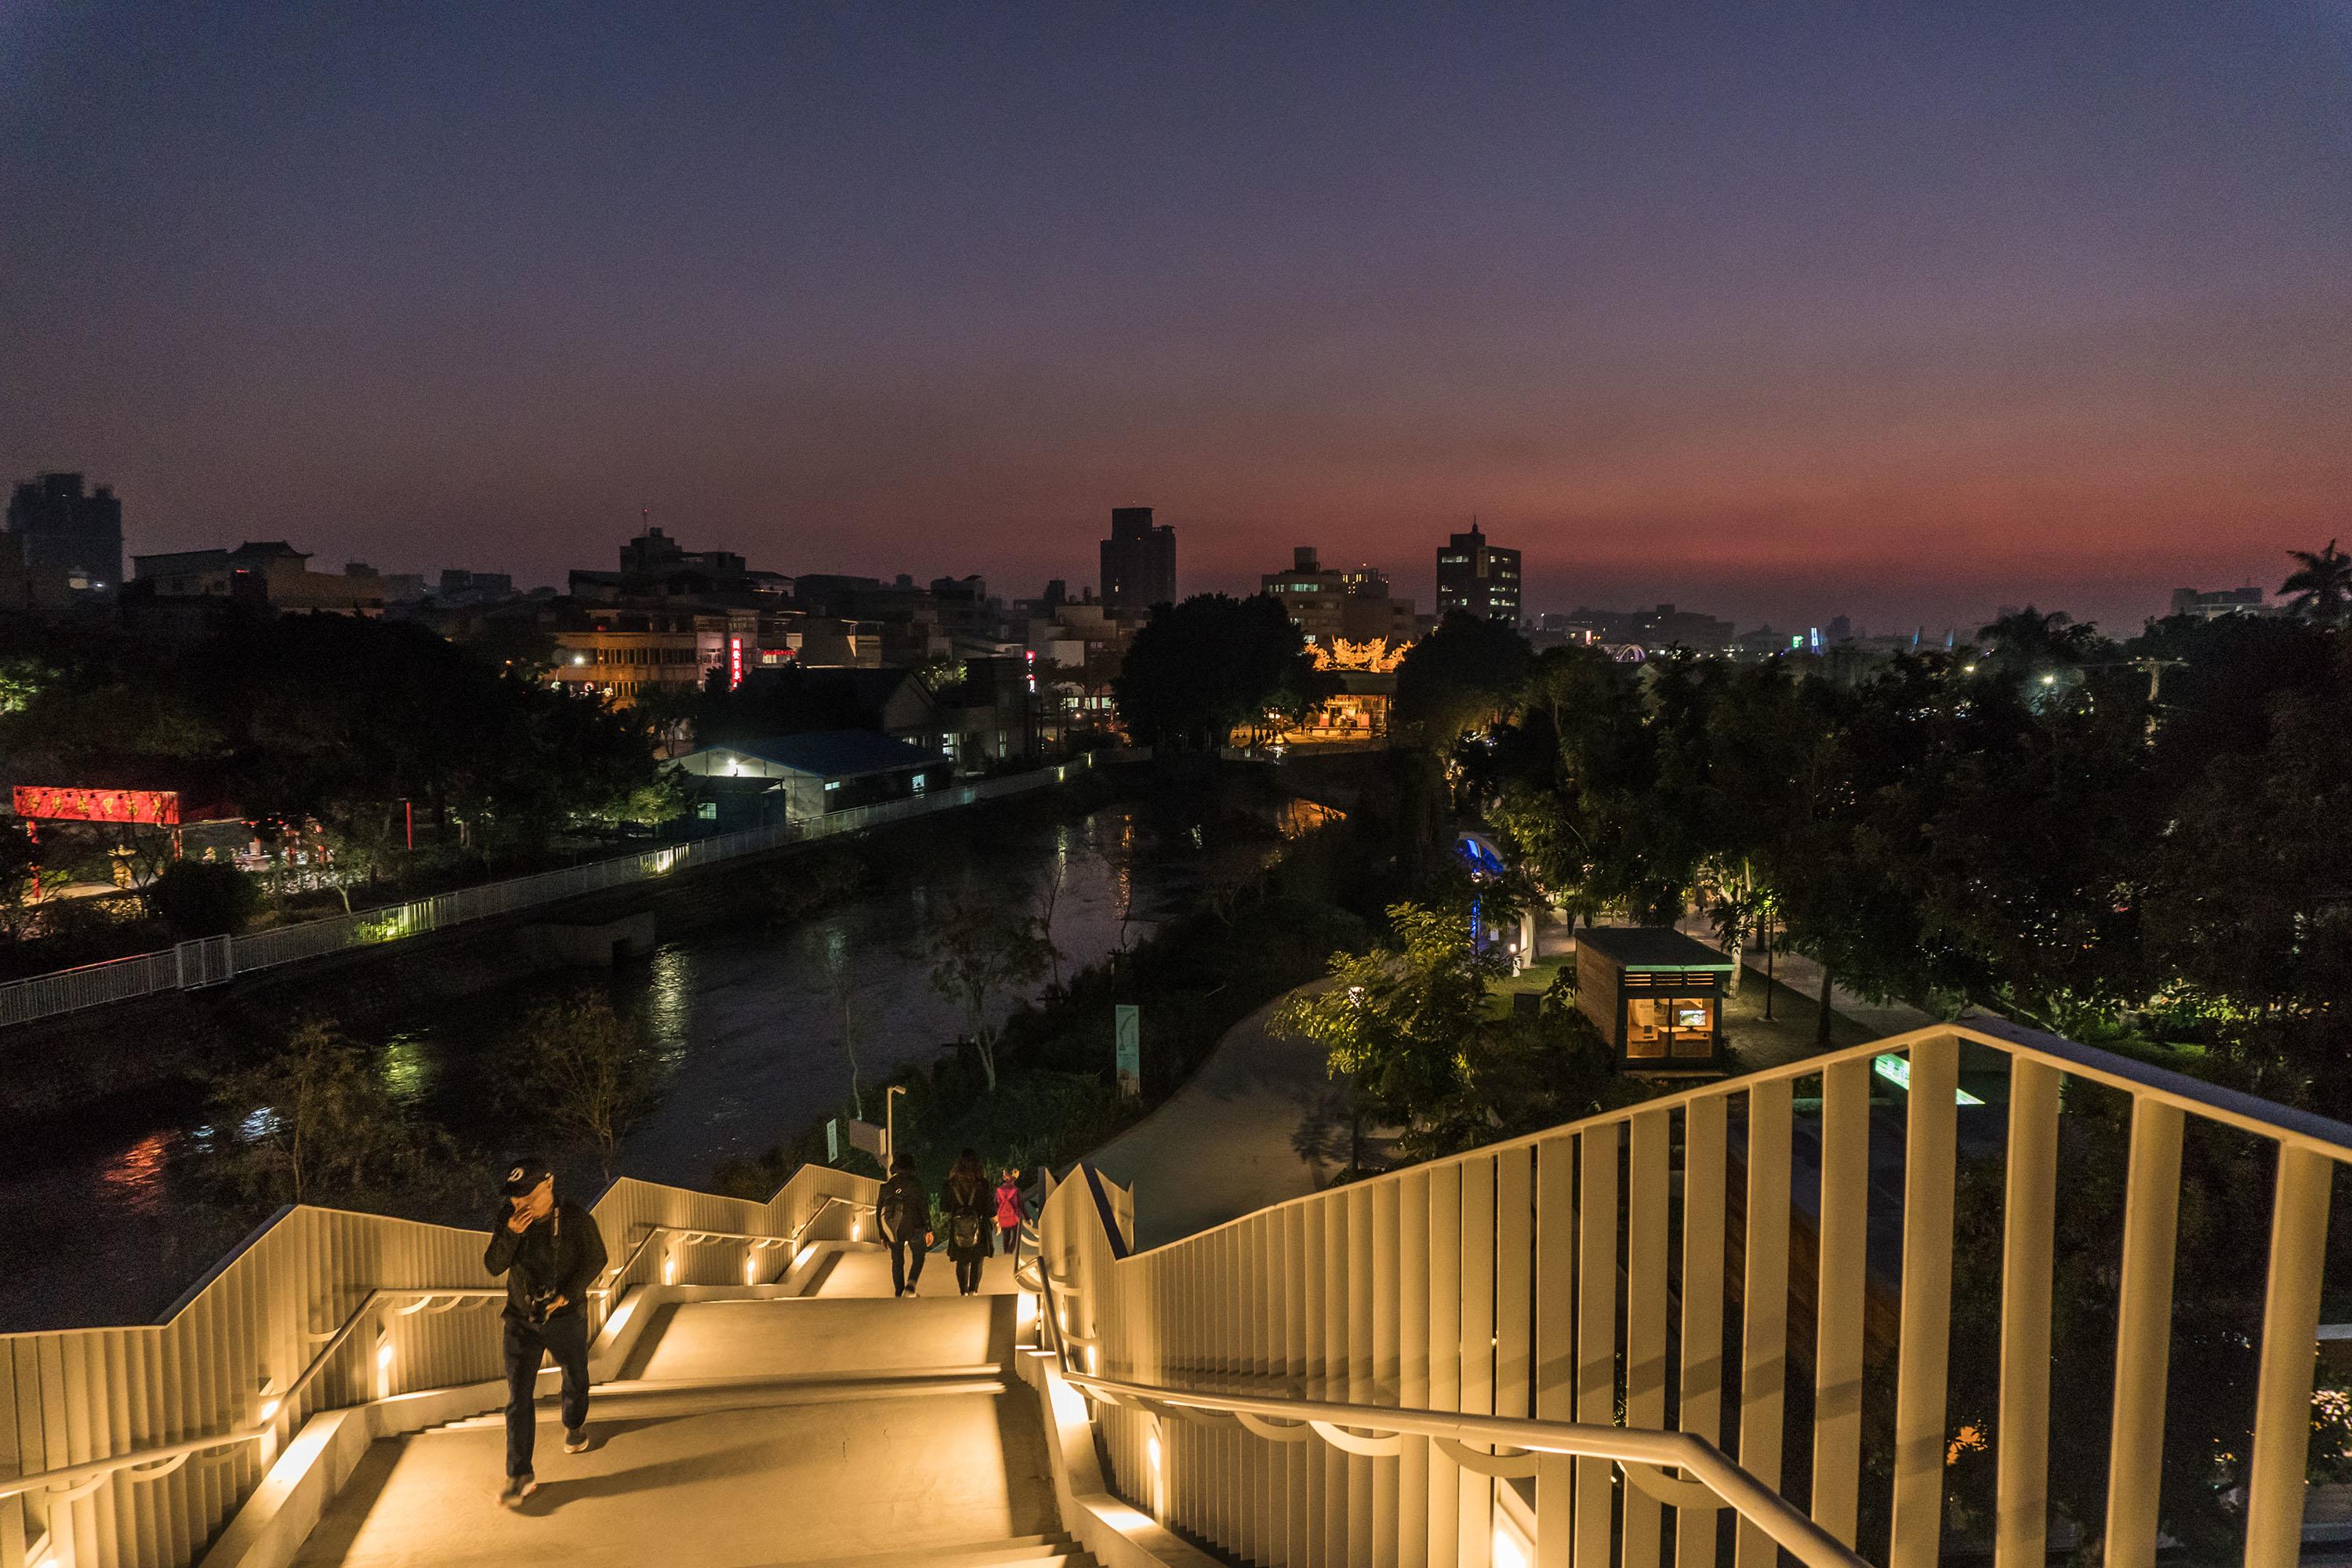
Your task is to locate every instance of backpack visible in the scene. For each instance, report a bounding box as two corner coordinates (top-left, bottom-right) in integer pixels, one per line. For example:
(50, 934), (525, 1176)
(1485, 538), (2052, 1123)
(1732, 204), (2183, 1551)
(950, 1211), (983, 1251)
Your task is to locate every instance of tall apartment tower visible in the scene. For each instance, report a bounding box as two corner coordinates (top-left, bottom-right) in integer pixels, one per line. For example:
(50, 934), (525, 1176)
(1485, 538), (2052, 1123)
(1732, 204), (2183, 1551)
(1436, 523), (1520, 622)
(1100, 506), (1176, 610)
(5, 472), (124, 590)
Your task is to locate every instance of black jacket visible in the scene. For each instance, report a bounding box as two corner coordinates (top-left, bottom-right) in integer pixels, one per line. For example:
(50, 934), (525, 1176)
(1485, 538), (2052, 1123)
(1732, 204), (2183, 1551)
(484, 1200), (608, 1323)
(876, 1172), (930, 1243)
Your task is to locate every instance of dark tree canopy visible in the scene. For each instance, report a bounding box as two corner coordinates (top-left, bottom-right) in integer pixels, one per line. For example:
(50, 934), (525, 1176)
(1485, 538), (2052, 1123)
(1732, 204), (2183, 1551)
(0, 608), (671, 873)
(1112, 593), (1321, 751)
(1393, 611), (1532, 743)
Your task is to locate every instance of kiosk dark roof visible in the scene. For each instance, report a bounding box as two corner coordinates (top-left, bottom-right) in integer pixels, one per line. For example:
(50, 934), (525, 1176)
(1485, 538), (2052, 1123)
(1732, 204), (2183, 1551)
(1573, 926), (1733, 971)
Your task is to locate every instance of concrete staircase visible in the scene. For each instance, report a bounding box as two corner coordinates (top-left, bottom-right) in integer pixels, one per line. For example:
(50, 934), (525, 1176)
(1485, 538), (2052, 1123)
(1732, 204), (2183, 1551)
(288, 1244), (1091, 1568)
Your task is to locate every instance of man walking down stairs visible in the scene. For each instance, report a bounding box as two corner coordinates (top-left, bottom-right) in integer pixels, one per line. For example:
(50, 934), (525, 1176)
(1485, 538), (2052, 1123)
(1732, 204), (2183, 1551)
(285, 1236), (1098, 1568)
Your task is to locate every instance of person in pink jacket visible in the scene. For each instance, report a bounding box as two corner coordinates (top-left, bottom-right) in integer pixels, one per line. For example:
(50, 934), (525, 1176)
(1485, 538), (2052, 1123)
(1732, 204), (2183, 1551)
(994, 1167), (1026, 1263)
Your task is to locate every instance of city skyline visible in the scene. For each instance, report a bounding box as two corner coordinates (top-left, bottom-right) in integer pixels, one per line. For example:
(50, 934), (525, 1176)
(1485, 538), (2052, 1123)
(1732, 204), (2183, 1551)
(4, 4), (2346, 633)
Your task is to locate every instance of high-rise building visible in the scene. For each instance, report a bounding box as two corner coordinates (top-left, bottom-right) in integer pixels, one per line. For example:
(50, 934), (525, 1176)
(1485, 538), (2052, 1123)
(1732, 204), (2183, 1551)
(5, 472), (123, 592)
(1435, 524), (1519, 622)
(1100, 506), (1176, 610)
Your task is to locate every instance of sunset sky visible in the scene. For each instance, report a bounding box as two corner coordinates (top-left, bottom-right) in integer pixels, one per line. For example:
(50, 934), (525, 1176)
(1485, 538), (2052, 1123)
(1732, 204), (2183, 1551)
(3, 2), (2345, 634)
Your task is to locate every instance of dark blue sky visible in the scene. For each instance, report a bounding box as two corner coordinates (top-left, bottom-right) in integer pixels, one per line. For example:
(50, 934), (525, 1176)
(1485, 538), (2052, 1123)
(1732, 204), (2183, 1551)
(3, 2), (2345, 632)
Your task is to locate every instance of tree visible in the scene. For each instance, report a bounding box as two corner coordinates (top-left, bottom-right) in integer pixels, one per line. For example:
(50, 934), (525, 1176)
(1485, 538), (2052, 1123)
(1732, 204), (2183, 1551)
(822, 927), (867, 1118)
(2281, 539), (2352, 626)
(926, 889), (1055, 1091)
(1112, 593), (1318, 751)
(1033, 852), (1069, 994)
(514, 990), (664, 1181)
(1269, 895), (1513, 1160)
(0, 819), (38, 942)
(209, 1020), (451, 1207)
(1393, 612), (1533, 746)
(632, 682), (704, 757)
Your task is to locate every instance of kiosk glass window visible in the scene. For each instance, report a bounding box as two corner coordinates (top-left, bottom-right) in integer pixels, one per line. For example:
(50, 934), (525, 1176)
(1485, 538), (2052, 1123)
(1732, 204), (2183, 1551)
(1626, 994), (1716, 1058)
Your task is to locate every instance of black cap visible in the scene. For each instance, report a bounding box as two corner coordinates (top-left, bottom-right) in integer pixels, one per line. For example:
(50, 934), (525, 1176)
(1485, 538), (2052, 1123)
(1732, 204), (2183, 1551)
(501, 1156), (552, 1198)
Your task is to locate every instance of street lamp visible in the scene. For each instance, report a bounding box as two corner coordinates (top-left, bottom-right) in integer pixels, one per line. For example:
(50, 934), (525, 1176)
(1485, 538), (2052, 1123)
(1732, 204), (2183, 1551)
(883, 1084), (906, 1168)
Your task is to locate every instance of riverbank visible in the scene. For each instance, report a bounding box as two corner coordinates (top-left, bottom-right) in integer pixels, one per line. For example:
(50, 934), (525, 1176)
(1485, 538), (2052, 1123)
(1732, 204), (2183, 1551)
(0, 766), (1336, 1331)
(0, 765), (1131, 1119)
(713, 794), (1381, 1213)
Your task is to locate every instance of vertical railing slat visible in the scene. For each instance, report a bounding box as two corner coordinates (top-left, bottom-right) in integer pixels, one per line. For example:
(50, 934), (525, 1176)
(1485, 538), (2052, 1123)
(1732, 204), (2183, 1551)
(1534, 1135), (1577, 1568)
(1458, 1157), (1497, 1568)
(1352, 1185), (1377, 1568)
(1676, 1097), (1729, 1568)
(1399, 1167), (1433, 1568)
(1374, 1177), (1404, 1568)
(1811, 1056), (1871, 1545)
(2244, 1145), (2332, 1568)
(2102, 1097), (2184, 1568)
(1889, 1036), (1962, 1568)
(1574, 1125), (1620, 1568)
(1995, 1058), (2061, 1568)
(1733, 1078), (1791, 1568)
(1428, 1160), (1461, 1568)
(1624, 1109), (1671, 1568)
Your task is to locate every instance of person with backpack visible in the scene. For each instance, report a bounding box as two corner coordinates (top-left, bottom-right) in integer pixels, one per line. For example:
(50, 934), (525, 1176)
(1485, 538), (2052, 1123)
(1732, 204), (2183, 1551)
(875, 1152), (933, 1298)
(941, 1148), (994, 1296)
(993, 1167), (1025, 1264)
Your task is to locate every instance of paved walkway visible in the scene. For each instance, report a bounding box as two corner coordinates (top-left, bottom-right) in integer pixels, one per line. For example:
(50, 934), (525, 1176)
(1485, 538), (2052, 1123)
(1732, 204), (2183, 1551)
(1075, 913), (1963, 1258)
(295, 1263), (1076, 1568)
(1083, 985), (1349, 1252)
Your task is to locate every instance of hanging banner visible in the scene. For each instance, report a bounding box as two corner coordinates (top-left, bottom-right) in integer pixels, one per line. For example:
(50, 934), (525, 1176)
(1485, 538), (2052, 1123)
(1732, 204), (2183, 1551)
(1114, 1004), (1141, 1098)
(13, 786), (180, 825)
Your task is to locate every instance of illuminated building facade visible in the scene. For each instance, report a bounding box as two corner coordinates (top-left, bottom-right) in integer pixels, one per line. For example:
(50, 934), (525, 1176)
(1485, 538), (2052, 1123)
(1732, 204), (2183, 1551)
(1435, 524), (1520, 622)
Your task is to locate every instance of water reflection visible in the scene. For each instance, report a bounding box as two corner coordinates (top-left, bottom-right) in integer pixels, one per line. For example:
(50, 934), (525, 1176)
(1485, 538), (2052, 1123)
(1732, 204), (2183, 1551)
(379, 1034), (428, 1103)
(97, 1131), (172, 1215)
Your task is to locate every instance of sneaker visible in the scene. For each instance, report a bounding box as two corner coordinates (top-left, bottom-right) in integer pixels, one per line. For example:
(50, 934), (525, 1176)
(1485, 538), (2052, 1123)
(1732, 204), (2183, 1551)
(499, 1474), (538, 1508)
(564, 1428), (590, 1454)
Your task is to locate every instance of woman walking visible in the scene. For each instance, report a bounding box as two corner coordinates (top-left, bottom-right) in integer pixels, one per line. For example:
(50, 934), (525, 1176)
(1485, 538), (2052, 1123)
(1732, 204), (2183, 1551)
(942, 1148), (994, 1296)
(993, 1167), (1025, 1264)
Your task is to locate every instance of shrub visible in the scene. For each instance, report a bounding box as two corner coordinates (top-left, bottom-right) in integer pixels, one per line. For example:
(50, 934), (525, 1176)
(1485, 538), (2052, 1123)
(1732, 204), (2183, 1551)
(147, 860), (261, 937)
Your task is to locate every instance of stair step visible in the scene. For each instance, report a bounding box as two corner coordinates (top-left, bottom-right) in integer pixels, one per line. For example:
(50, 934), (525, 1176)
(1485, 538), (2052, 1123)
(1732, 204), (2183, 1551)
(772, 1535), (1094, 1568)
(434, 1365), (1007, 1428)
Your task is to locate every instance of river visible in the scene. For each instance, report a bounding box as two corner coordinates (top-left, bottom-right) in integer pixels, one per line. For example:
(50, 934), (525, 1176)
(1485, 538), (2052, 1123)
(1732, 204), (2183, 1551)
(0, 802), (1198, 1332)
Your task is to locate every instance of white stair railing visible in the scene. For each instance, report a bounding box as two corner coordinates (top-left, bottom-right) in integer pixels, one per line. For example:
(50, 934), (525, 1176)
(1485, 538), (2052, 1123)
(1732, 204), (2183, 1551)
(0, 1163), (878, 1568)
(1034, 1018), (2352, 1568)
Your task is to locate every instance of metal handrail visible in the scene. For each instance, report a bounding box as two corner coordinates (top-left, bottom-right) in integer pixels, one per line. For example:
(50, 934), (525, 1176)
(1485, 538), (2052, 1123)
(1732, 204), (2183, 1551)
(592, 1196), (880, 1293)
(1034, 1017), (2352, 1568)
(1138, 1018), (2352, 1258)
(0, 1287), (505, 1503)
(1062, 1372), (1868, 1568)
(0, 1190), (888, 1504)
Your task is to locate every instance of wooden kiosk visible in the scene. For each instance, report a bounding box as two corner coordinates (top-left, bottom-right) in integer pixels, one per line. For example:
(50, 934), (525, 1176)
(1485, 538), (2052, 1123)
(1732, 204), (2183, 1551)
(1573, 926), (1733, 1071)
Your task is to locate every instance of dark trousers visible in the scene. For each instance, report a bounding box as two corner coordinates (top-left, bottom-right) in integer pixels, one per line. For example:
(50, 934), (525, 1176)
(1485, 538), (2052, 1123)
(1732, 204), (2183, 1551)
(503, 1311), (590, 1478)
(886, 1231), (927, 1295)
(955, 1254), (984, 1294)
(999, 1220), (1020, 1262)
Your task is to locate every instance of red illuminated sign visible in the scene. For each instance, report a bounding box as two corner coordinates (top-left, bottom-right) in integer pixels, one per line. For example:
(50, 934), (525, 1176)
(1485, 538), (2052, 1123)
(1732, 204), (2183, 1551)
(13, 787), (181, 826)
(728, 637), (743, 690)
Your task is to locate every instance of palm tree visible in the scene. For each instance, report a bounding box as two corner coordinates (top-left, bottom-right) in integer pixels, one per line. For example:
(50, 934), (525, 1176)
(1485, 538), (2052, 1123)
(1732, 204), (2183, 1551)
(2281, 540), (2352, 626)
(1975, 606), (2101, 670)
